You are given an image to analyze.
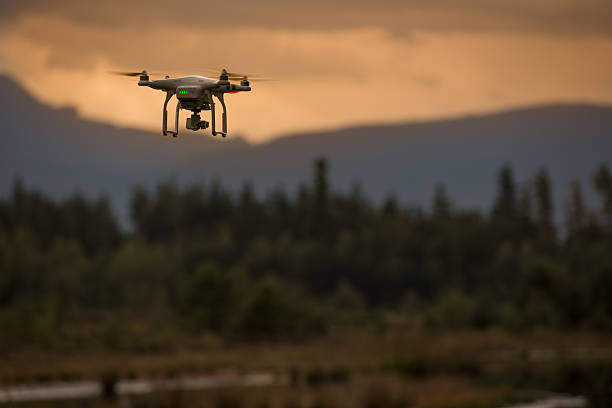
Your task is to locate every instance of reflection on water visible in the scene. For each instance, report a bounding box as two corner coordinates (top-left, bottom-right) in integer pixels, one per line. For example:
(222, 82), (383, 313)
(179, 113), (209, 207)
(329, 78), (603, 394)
(0, 381), (100, 403)
(0, 373), (278, 403)
(0, 372), (597, 408)
(501, 396), (586, 408)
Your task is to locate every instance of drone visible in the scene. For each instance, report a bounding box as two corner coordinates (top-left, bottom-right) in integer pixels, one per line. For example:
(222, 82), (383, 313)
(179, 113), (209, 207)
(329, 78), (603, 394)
(112, 69), (262, 138)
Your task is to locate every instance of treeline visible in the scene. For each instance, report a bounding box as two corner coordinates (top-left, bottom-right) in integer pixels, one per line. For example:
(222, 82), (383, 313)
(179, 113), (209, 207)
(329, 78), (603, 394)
(1, 160), (612, 350)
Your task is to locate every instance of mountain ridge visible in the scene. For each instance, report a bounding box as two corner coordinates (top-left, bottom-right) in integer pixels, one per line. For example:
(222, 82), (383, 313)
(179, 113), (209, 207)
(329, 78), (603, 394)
(1, 74), (610, 224)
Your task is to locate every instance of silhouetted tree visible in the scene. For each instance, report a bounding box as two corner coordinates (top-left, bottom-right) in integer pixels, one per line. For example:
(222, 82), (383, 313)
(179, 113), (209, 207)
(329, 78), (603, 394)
(313, 157), (331, 234)
(492, 165), (518, 222)
(566, 180), (587, 233)
(377, 194), (396, 217)
(518, 183), (533, 220)
(534, 168), (553, 228)
(130, 186), (150, 236)
(314, 157), (329, 207)
(432, 183), (451, 219)
(593, 164), (612, 224)
(3, 160), (612, 349)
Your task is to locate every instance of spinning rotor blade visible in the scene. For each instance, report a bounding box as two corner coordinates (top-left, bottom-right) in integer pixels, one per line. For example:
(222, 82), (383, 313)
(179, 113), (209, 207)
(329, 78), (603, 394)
(107, 70), (165, 77)
(202, 68), (276, 82)
(108, 71), (142, 77)
(226, 75), (276, 82)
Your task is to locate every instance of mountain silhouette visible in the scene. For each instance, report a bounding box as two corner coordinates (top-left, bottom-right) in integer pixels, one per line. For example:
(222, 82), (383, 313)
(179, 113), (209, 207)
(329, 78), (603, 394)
(1, 74), (610, 224)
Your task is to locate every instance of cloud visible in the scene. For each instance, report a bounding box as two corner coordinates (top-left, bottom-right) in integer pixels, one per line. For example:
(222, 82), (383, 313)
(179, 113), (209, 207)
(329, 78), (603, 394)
(1, 15), (387, 77)
(1, 1), (612, 142)
(2, 0), (611, 75)
(2, 0), (612, 38)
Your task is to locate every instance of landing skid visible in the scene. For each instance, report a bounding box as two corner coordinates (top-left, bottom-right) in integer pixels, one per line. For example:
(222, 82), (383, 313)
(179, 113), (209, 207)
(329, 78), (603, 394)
(162, 91), (179, 137)
(161, 91), (229, 138)
(211, 92), (228, 138)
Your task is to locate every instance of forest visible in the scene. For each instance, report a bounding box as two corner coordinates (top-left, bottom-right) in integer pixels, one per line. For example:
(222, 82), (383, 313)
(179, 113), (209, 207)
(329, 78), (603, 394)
(1, 159), (611, 351)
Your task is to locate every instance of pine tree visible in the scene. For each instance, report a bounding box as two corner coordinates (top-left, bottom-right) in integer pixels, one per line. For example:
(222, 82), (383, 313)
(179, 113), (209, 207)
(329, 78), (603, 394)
(534, 168), (553, 228)
(382, 194), (399, 216)
(314, 157), (329, 211)
(565, 180), (586, 233)
(432, 183), (451, 219)
(313, 157), (330, 234)
(593, 164), (612, 223)
(492, 165), (518, 221)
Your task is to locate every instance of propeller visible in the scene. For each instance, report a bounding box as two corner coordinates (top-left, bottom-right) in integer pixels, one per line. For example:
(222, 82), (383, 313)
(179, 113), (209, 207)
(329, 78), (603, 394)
(228, 75), (275, 82)
(107, 70), (166, 77)
(108, 71), (143, 77)
(203, 68), (276, 82)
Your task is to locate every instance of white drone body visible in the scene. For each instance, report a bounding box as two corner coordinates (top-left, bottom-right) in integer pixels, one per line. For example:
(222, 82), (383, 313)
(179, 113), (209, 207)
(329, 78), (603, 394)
(119, 69), (253, 138)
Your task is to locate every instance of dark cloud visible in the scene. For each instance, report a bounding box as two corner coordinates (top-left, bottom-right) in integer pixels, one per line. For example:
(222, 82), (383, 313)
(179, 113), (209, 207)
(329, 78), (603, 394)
(2, 0), (612, 37)
(4, 0), (611, 76)
(2, 1), (611, 142)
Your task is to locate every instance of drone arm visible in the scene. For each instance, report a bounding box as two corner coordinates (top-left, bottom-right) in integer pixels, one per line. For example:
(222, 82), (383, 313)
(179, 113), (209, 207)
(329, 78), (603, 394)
(162, 91), (179, 137)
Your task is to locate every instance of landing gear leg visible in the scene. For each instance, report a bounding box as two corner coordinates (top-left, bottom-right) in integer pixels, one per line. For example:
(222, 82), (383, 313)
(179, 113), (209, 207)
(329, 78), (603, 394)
(211, 93), (227, 137)
(162, 91), (179, 137)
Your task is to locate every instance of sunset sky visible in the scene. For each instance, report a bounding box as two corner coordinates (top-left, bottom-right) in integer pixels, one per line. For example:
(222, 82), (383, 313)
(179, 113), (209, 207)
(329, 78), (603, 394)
(1, 0), (611, 143)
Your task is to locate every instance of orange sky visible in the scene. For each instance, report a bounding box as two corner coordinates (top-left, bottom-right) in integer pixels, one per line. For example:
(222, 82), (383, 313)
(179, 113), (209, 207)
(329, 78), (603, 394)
(1, 1), (611, 143)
